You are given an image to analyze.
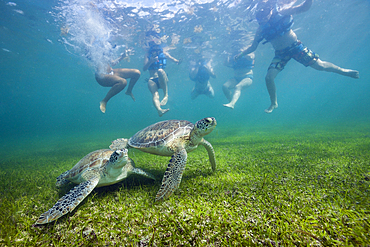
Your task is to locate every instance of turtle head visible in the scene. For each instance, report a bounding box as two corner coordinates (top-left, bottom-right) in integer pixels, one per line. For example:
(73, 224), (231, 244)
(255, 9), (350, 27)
(194, 117), (217, 136)
(109, 149), (129, 167)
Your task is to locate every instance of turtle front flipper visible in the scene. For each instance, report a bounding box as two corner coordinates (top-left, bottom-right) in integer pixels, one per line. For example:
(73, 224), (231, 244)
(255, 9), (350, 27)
(199, 138), (216, 172)
(109, 138), (129, 151)
(56, 171), (70, 187)
(35, 175), (100, 225)
(155, 148), (187, 201)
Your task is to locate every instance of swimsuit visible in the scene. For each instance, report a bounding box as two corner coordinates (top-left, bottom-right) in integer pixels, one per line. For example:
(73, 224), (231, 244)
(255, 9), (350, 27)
(230, 56), (255, 70)
(227, 57), (255, 81)
(195, 65), (210, 82)
(95, 68), (114, 79)
(258, 12), (294, 44)
(150, 77), (161, 89)
(148, 46), (167, 70)
(269, 40), (319, 71)
(191, 81), (214, 98)
(234, 73), (253, 82)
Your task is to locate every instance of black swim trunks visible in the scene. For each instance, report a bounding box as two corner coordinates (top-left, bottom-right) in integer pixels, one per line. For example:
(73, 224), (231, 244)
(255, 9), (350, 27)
(150, 77), (161, 88)
(268, 40), (319, 71)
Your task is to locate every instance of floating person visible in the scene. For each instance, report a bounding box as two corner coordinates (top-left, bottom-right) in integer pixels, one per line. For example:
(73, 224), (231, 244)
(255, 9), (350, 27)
(95, 50), (141, 113)
(235, 0), (359, 113)
(223, 52), (255, 109)
(189, 58), (216, 99)
(143, 40), (181, 117)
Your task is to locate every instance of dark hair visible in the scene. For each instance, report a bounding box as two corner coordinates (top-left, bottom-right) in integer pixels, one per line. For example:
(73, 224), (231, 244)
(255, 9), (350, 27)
(255, 1), (274, 20)
(256, 7), (273, 21)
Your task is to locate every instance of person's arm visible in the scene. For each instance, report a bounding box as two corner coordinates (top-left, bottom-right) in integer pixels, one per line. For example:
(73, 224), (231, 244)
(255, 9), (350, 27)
(235, 29), (262, 61)
(164, 51), (181, 64)
(280, 0), (312, 16)
(143, 52), (157, 71)
(189, 67), (198, 81)
(110, 51), (127, 67)
(245, 52), (255, 61)
(205, 60), (216, 78)
(209, 70), (216, 79)
(208, 66), (216, 78)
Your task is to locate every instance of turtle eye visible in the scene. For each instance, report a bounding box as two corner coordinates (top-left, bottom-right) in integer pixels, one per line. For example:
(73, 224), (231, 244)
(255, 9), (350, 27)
(205, 118), (211, 123)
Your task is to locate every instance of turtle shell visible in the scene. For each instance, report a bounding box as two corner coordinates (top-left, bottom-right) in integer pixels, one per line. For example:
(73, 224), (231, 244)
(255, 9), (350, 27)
(65, 149), (113, 179)
(128, 120), (194, 149)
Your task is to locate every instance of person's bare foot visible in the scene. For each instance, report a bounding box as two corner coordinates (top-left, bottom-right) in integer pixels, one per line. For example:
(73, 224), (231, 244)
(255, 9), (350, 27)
(223, 103), (234, 109)
(344, 69), (359, 79)
(160, 96), (168, 106)
(264, 103), (278, 113)
(125, 91), (135, 101)
(158, 108), (169, 117)
(100, 101), (107, 113)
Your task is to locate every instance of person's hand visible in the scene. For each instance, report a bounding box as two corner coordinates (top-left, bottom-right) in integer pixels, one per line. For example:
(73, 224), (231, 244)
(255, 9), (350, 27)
(234, 53), (241, 61)
(150, 56), (159, 62)
(126, 48), (134, 55)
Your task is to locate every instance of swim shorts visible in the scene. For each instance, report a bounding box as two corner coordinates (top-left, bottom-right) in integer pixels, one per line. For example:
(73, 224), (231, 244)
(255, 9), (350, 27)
(268, 40), (319, 71)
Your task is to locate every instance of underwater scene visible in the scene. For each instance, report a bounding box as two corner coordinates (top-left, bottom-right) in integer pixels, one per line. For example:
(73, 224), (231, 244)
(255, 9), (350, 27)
(0, 0), (369, 245)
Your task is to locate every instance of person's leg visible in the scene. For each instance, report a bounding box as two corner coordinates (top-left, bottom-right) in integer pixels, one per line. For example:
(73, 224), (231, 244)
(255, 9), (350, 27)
(206, 82), (215, 98)
(224, 77), (252, 109)
(191, 87), (199, 100)
(222, 78), (236, 103)
(264, 68), (280, 113)
(114, 68), (141, 100)
(148, 79), (169, 117)
(157, 69), (169, 106)
(96, 75), (127, 113)
(310, 59), (359, 79)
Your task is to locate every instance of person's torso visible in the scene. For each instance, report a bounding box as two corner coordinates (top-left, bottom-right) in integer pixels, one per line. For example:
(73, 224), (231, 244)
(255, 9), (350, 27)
(148, 47), (167, 70)
(259, 12), (296, 49)
(233, 69), (253, 81)
(270, 29), (298, 50)
(231, 56), (255, 70)
(195, 65), (210, 83)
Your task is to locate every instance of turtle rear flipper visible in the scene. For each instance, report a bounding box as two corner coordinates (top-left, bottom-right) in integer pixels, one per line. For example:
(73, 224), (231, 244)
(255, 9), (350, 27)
(35, 175), (100, 225)
(110, 138), (129, 151)
(155, 148), (187, 201)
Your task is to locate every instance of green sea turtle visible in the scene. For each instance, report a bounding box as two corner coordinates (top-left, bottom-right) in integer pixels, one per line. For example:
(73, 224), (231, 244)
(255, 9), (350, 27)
(35, 148), (154, 225)
(110, 117), (217, 201)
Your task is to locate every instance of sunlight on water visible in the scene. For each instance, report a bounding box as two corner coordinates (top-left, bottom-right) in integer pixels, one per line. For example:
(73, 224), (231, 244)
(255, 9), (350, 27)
(55, 0), (123, 72)
(0, 0), (369, 141)
(0, 1), (369, 244)
(52, 0), (303, 73)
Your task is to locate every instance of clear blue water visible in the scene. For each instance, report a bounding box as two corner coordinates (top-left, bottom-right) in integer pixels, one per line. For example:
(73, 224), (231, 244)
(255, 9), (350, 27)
(0, 0), (369, 154)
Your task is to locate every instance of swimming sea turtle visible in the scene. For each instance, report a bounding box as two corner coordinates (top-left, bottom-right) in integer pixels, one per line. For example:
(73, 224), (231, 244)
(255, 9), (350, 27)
(35, 148), (154, 225)
(110, 117), (217, 201)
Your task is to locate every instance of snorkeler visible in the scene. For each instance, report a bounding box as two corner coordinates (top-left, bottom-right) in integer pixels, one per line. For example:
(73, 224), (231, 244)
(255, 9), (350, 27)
(189, 58), (216, 100)
(223, 52), (255, 109)
(235, 0), (359, 113)
(95, 49), (140, 113)
(143, 41), (181, 117)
